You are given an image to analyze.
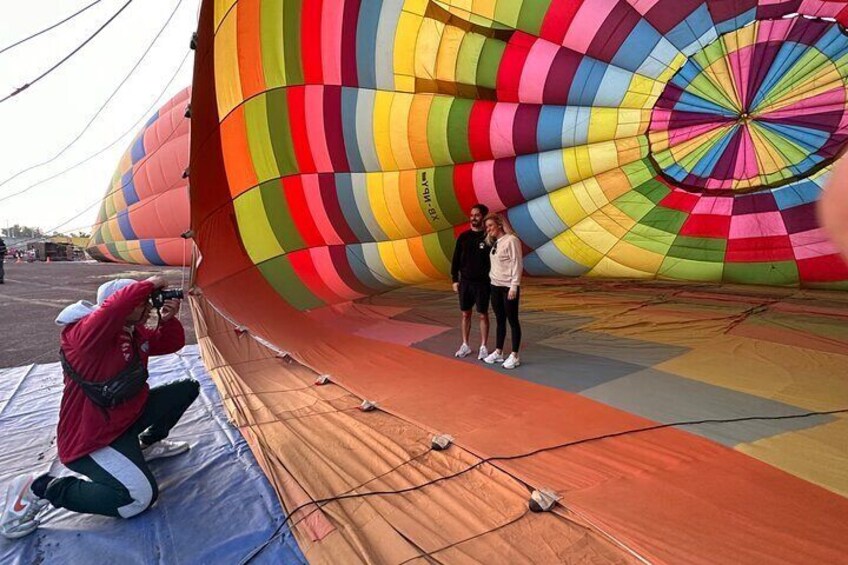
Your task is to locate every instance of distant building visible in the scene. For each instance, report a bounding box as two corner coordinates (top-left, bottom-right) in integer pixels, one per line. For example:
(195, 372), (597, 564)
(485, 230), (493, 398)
(28, 241), (75, 261)
(2, 235), (89, 261)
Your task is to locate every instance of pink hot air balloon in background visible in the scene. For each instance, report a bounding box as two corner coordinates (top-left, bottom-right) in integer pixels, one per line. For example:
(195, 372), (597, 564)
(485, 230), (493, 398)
(87, 87), (192, 266)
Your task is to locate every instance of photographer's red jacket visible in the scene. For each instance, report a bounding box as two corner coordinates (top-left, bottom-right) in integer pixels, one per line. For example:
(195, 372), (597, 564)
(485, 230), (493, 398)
(57, 281), (185, 463)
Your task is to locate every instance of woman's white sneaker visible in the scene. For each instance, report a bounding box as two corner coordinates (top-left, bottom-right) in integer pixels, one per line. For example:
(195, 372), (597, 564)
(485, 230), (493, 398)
(483, 350), (505, 364)
(503, 353), (521, 369)
(454, 343), (472, 358)
(478, 345), (489, 360)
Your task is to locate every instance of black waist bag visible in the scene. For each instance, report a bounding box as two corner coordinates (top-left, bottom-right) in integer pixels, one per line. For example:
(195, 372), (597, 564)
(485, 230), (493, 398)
(60, 343), (149, 408)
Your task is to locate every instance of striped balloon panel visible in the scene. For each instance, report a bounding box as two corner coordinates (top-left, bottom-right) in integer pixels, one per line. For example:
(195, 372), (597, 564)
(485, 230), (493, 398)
(202, 0), (848, 311)
(88, 87), (193, 266)
(87, 238), (191, 266)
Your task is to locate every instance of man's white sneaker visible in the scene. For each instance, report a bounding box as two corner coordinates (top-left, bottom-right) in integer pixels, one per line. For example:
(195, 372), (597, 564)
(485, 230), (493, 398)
(483, 350), (505, 364)
(478, 345), (489, 360)
(141, 439), (190, 462)
(503, 353), (521, 369)
(454, 343), (472, 358)
(0, 474), (49, 540)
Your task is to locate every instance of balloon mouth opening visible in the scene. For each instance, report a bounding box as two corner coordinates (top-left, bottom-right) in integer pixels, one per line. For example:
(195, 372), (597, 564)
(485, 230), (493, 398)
(646, 17), (848, 195)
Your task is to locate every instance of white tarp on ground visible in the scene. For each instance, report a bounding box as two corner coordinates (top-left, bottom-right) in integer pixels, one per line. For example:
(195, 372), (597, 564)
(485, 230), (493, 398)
(0, 345), (304, 564)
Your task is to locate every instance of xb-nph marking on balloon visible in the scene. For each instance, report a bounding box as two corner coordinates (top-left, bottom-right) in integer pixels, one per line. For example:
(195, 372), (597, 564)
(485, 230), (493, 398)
(419, 171), (440, 222)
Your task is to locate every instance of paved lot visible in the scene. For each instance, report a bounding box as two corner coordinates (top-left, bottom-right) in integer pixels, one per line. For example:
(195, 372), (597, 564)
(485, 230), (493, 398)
(0, 260), (195, 367)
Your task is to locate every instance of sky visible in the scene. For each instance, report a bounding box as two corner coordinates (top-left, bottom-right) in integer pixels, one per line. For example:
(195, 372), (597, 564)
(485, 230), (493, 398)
(0, 0), (200, 235)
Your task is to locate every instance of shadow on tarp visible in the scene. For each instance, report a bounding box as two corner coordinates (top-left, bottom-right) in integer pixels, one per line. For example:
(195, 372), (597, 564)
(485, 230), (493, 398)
(0, 345), (305, 565)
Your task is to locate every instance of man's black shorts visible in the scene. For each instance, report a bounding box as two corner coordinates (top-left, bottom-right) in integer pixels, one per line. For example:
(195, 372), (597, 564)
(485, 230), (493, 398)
(458, 280), (490, 313)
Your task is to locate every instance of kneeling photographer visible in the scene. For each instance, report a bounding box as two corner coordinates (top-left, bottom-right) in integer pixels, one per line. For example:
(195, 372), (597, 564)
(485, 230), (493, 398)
(1, 276), (199, 539)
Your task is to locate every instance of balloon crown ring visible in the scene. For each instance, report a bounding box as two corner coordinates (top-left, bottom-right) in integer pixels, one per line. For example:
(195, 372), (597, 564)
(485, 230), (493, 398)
(648, 17), (848, 195)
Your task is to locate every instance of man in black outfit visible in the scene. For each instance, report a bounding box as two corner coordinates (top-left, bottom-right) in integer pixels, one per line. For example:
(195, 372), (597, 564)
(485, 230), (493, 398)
(450, 204), (491, 360)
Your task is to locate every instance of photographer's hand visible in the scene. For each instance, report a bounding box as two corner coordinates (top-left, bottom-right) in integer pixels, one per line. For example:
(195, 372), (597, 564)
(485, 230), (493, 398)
(146, 275), (168, 290)
(160, 299), (181, 322)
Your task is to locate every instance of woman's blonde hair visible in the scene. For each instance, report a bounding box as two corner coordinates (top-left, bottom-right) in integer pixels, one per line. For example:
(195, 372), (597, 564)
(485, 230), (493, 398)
(483, 213), (512, 246)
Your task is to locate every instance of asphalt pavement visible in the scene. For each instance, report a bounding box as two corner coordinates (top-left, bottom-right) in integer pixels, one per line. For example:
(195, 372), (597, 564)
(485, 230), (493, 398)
(0, 260), (195, 367)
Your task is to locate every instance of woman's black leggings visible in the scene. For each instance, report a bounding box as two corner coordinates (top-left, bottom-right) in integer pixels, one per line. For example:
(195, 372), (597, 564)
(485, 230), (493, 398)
(491, 285), (521, 352)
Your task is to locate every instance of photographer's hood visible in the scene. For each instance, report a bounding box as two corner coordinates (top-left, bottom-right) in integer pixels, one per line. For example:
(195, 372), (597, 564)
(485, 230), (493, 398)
(55, 279), (136, 326)
(55, 301), (97, 326)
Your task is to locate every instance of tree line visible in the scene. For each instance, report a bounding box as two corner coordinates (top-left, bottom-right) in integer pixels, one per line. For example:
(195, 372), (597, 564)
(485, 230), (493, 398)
(1, 225), (89, 239)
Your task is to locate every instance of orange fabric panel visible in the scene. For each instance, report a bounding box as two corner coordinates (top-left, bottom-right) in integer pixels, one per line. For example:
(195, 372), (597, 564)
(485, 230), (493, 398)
(235, 0), (265, 100)
(191, 295), (639, 564)
(408, 237), (444, 280)
(193, 251), (848, 562)
(219, 106), (258, 199)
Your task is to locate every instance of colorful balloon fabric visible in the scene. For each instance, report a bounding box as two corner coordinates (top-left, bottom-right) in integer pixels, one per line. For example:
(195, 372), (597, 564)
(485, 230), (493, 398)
(649, 20), (848, 193)
(188, 2), (848, 562)
(87, 87), (192, 266)
(191, 0), (848, 313)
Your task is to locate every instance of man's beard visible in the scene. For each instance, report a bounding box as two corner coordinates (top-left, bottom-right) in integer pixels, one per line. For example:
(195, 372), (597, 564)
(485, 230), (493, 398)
(470, 220), (481, 228)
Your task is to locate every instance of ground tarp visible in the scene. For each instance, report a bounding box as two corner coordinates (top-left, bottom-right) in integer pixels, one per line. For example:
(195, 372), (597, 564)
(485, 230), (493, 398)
(0, 345), (305, 564)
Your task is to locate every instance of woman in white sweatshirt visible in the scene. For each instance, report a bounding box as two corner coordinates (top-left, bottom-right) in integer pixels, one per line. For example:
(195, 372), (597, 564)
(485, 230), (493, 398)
(482, 213), (522, 369)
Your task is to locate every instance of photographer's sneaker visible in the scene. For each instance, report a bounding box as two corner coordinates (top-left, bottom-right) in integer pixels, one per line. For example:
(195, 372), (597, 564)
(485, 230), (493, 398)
(141, 439), (190, 462)
(1, 474), (50, 540)
(483, 350), (505, 364)
(478, 345), (489, 360)
(454, 343), (472, 358)
(503, 353), (521, 370)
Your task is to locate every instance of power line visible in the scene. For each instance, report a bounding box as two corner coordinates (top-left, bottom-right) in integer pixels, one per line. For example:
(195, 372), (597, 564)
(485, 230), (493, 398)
(12, 94), (189, 248)
(0, 0), (134, 104)
(0, 49), (191, 206)
(0, 0), (104, 55)
(22, 78), (193, 249)
(7, 44), (192, 246)
(0, 0), (185, 190)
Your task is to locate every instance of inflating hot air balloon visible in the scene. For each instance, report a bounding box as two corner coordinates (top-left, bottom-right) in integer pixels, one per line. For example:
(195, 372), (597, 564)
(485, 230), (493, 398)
(87, 87), (192, 266)
(189, 1), (848, 563)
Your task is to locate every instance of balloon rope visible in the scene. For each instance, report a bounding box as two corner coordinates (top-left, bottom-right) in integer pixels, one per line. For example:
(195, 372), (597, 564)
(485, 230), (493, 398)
(180, 236), (187, 324)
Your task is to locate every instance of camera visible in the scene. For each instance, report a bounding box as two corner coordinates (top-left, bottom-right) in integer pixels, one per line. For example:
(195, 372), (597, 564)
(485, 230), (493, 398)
(150, 289), (184, 308)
